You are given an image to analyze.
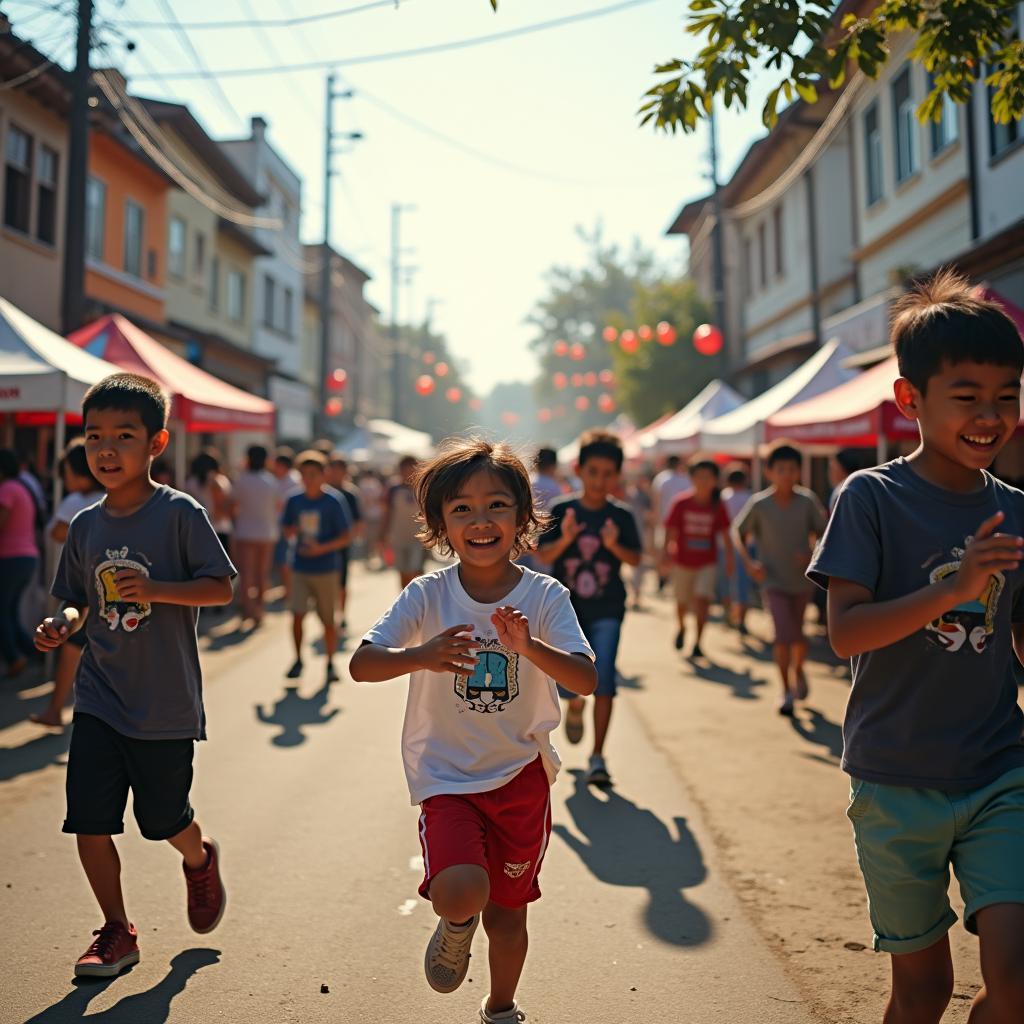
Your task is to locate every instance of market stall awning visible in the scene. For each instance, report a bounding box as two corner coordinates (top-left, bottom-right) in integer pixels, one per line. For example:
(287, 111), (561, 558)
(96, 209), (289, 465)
(698, 339), (854, 455)
(640, 379), (746, 457)
(0, 295), (121, 416)
(69, 314), (276, 433)
(338, 418), (434, 464)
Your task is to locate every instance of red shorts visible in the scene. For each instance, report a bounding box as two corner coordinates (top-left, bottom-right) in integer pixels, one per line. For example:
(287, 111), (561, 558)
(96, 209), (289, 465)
(417, 757), (552, 909)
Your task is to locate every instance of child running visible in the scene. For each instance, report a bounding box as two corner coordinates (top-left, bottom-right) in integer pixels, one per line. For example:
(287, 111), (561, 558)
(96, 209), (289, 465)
(34, 373), (234, 977)
(349, 438), (596, 1024)
(809, 271), (1024, 1022)
(535, 429), (642, 786)
(662, 458), (733, 658)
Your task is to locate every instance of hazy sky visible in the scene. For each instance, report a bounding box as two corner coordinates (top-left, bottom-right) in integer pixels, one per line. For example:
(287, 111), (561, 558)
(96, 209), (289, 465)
(10, 0), (771, 394)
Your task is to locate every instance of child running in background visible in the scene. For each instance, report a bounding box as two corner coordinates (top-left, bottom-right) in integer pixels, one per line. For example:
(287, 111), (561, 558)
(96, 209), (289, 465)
(662, 459), (733, 659)
(731, 444), (827, 715)
(535, 430), (642, 786)
(385, 455), (427, 590)
(350, 438), (596, 1024)
(720, 465), (753, 633)
(809, 271), (1024, 1022)
(34, 373), (234, 978)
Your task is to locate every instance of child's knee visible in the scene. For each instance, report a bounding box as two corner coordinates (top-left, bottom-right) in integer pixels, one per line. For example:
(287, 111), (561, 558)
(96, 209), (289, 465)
(429, 864), (489, 919)
(483, 904), (528, 944)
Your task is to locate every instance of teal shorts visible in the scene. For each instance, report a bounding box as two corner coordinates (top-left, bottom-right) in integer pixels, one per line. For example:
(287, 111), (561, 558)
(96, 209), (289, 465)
(847, 766), (1024, 955)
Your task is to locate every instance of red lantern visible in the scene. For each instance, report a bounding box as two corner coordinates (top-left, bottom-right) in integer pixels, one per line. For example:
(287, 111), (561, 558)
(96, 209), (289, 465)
(327, 368), (348, 392)
(501, 411), (520, 426)
(553, 339), (569, 357)
(575, 395), (590, 411)
(656, 321), (677, 346)
(469, 397), (483, 411)
(423, 351), (436, 365)
(602, 326), (618, 343)
(620, 329), (639, 354)
(598, 393), (615, 413)
(553, 372), (568, 390)
(445, 386), (462, 404)
(598, 368), (614, 385)
(571, 373), (584, 387)
(638, 324), (653, 342)
(693, 323), (724, 356)
(569, 342), (586, 361)
(583, 371), (597, 387)
(537, 408), (552, 423)
(415, 374), (435, 396)
(325, 397), (344, 417)
(434, 361), (450, 377)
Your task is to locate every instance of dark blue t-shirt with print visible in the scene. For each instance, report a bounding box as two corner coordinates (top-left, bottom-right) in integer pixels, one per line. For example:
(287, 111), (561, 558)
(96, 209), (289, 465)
(282, 490), (350, 574)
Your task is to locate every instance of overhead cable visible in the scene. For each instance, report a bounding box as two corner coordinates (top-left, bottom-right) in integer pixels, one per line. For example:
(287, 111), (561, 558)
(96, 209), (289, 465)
(115, 0), (402, 31)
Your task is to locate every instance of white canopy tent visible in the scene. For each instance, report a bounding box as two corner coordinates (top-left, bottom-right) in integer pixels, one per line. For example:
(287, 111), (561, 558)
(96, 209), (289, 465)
(0, 296), (121, 500)
(338, 418), (435, 465)
(698, 339), (854, 457)
(641, 379), (746, 457)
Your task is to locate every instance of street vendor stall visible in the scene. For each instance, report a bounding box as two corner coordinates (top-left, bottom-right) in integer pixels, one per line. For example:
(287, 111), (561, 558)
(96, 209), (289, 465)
(641, 379), (745, 458)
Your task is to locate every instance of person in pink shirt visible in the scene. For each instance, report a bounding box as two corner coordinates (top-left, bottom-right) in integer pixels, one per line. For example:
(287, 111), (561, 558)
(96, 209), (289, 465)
(0, 449), (41, 676)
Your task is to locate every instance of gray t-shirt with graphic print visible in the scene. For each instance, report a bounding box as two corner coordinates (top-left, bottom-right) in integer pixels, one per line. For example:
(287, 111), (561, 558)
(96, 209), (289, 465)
(808, 458), (1024, 791)
(52, 485), (236, 740)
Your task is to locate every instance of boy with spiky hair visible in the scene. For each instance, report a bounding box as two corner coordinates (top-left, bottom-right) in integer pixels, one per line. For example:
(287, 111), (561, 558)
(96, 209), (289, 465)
(809, 270), (1024, 1022)
(34, 373), (235, 978)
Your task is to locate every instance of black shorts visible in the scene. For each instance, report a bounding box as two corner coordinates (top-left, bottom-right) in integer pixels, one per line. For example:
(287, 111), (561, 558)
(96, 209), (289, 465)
(338, 550), (350, 589)
(63, 713), (195, 841)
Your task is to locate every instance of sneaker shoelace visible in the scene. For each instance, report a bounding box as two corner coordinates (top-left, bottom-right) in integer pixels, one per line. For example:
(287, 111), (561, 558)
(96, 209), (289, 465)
(186, 863), (215, 908)
(435, 922), (473, 971)
(85, 923), (124, 960)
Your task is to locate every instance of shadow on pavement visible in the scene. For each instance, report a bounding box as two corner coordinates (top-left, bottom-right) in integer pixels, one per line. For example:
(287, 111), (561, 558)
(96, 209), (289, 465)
(688, 660), (764, 701)
(553, 770), (712, 947)
(615, 672), (644, 691)
(0, 729), (70, 783)
(255, 682), (339, 747)
(24, 948), (220, 1023)
(789, 706), (844, 762)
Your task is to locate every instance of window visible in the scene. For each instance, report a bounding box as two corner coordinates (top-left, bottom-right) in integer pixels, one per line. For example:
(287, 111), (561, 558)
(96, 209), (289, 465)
(892, 66), (919, 183)
(742, 237), (753, 292)
(85, 177), (106, 260)
(757, 221), (767, 289)
(168, 215), (186, 277)
(228, 269), (245, 322)
(194, 232), (205, 277)
(772, 204), (784, 277)
(864, 102), (883, 205)
(927, 73), (959, 154)
(36, 144), (58, 244)
(4, 125), (32, 233)
(282, 287), (293, 335)
(263, 273), (276, 327)
(209, 255), (220, 311)
(123, 200), (144, 277)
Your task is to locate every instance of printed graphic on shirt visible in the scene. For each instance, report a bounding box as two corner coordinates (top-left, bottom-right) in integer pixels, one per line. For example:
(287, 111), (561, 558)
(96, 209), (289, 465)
(297, 509), (321, 542)
(563, 533), (611, 600)
(925, 539), (1004, 654)
(455, 637), (520, 714)
(94, 546), (152, 633)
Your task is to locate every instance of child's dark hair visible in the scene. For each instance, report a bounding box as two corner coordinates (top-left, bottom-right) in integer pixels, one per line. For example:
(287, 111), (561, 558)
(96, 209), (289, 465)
(725, 463), (749, 488)
(247, 445), (268, 471)
(688, 458), (720, 478)
(82, 372), (168, 437)
(578, 429), (624, 471)
(535, 446), (557, 471)
(189, 448), (221, 485)
(893, 268), (1023, 394)
(833, 448), (862, 477)
(413, 437), (545, 559)
(766, 443), (802, 468)
(275, 446), (296, 467)
(61, 438), (99, 488)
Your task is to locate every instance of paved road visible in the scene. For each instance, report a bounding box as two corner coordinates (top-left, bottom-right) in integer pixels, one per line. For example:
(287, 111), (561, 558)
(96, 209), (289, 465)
(0, 565), (820, 1024)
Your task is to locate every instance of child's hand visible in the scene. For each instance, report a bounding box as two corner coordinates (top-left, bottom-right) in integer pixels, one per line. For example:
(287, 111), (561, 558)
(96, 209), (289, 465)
(415, 624), (479, 674)
(35, 615), (71, 651)
(561, 507), (584, 543)
(952, 511), (1023, 602)
(113, 569), (158, 602)
(748, 560), (767, 584)
(491, 605), (532, 655)
(299, 540), (325, 558)
(600, 517), (620, 548)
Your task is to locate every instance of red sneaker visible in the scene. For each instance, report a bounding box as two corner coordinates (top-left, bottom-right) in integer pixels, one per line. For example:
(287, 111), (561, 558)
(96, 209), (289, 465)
(183, 837), (226, 933)
(74, 921), (140, 978)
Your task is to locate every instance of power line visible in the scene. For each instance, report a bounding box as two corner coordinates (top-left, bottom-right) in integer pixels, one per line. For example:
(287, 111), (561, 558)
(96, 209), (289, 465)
(115, 0), (402, 31)
(129, 0), (662, 80)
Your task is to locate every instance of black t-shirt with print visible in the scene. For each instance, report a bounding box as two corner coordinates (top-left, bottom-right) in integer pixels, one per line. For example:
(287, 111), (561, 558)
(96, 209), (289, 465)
(539, 495), (642, 624)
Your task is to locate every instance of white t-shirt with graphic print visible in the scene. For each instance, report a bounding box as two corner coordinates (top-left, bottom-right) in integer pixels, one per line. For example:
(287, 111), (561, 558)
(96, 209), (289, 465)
(363, 563), (594, 805)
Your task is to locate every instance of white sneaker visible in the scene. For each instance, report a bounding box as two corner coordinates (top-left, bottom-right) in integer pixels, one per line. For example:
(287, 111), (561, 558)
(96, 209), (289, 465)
(423, 915), (478, 993)
(480, 997), (527, 1023)
(585, 754), (612, 787)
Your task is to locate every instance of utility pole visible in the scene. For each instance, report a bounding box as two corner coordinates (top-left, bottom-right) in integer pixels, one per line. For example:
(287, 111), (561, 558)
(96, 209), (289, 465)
(61, 0), (94, 335)
(317, 72), (360, 438)
(708, 103), (729, 372)
(389, 202), (415, 422)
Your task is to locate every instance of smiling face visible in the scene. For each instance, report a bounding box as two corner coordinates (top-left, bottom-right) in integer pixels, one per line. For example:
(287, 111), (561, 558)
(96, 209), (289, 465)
(84, 408), (168, 493)
(577, 454), (620, 505)
(896, 360), (1021, 480)
(440, 468), (522, 568)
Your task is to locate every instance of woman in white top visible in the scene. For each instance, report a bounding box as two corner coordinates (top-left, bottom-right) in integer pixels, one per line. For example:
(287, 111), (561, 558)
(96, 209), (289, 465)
(231, 445), (280, 625)
(184, 448), (234, 551)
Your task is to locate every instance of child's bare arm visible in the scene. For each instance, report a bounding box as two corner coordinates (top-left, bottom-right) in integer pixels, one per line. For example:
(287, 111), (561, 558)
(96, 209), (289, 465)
(524, 642), (597, 696)
(349, 625), (479, 683)
(113, 571), (233, 608)
(34, 601), (87, 650)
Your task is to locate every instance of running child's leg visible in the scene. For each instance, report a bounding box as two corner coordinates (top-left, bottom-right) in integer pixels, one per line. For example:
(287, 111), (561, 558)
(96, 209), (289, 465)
(694, 596), (710, 647)
(291, 613), (304, 661)
(77, 835), (129, 926)
(885, 938), (953, 1024)
(482, 902), (528, 1015)
(167, 819), (206, 869)
(970, 903), (1024, 1022)
(773, 644), (791, 693)
(429, 863), (491, 923)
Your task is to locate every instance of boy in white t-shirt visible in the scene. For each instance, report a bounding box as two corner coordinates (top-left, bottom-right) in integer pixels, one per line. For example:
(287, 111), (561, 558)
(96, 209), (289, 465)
(350, 438), (596, 1024)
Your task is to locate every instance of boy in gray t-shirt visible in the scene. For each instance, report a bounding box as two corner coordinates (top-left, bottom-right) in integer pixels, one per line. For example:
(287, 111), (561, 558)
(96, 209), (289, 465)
(809, 272), (1024, 1020)
(34, 373), (236, 980)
